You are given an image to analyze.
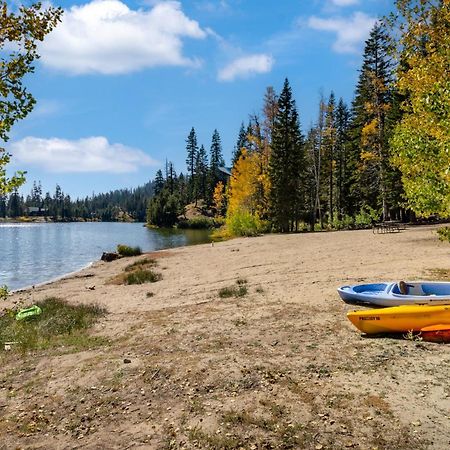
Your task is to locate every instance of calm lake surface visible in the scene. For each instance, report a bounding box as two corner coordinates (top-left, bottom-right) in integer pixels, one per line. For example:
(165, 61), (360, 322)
(0, 222), (211, 291)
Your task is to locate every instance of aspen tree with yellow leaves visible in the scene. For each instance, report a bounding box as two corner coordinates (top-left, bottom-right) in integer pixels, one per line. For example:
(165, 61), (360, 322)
(388, 0), (450, 217)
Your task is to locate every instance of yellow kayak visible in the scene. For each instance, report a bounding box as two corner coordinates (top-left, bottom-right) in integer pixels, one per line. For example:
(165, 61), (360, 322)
(347, 304), (450, 335)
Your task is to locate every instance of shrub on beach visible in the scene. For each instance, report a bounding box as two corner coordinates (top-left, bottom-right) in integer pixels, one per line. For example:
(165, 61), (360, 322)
(0, 285), (8, 301)
(225, 210), (269, 237)
(330, 214), (355, 230)
(437, 226), (450, 242)
(218, 279), (248, 298)
(124, 269), (162, 285)
(117, 244), (142, 257)
(109, 257), (163, 285)
(0, 297), (107, 352)
(354, 206), (379, 229)
(125, 258), (157, 272)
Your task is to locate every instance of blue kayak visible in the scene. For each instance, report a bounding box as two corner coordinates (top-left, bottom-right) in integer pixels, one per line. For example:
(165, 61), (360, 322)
(337, 281), (450, 307)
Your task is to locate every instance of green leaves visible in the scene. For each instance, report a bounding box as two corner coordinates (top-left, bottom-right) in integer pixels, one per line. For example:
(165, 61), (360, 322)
(0, 1), (62, 194)
(0, 148), (26, 195)
(389, 1), (450, 217)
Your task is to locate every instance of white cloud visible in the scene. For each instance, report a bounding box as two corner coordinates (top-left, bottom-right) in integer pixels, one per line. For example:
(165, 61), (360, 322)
(308, 12), (377, 54)
(9, 136), (157, 173)
(330, 0), (359, 7)
(218, 54), (274, 82)
(40, 0), (207, 75)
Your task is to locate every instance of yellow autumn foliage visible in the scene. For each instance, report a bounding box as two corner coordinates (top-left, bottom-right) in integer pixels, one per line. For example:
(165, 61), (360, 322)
(390, 0), (450, 217)
(212, 181), (225, 217)
(361, 119), (379, 149)
(227, 149), (270, 219)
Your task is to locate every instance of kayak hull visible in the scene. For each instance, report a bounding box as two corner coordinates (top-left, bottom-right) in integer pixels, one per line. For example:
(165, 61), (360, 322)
(347, 305), (450, 335)
(338, 281), (450, 307)
(420, 324), (450, 343)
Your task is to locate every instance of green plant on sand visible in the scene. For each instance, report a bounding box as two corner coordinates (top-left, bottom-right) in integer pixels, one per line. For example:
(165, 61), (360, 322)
(124, 258), (157, 272)
(124, 269), (162, 285)
(403, 329), (423, 342)
(0, 297), (107, 352)
(0, 285), (8, 300)
(110, 256), (163, 285)
(219, 279), (248, 298)
(437, 226), (450, 243)
(117, 244), (142, 257)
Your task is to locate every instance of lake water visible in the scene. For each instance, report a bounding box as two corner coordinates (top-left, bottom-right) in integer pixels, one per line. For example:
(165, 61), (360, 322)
(0, 222), (211, 291)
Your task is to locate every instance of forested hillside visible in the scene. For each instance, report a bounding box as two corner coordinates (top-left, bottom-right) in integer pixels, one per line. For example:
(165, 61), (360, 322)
(2, 1), (448, 233)
(148, 1), (449, 234)
(0, 180), (154, 222)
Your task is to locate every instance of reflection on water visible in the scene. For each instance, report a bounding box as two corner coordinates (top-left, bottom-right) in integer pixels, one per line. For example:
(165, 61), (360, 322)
(0, 223), (211, 290)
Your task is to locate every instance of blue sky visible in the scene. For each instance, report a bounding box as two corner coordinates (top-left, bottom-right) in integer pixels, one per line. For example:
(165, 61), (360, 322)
(7, 0), (393, 199)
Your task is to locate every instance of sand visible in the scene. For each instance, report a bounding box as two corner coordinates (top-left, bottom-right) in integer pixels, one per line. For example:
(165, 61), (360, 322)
(1, 224), (449, 449)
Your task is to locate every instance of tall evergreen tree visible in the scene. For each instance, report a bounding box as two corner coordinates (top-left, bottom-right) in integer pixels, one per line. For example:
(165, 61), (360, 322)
(334, 98), (351, 218)
(8, 188), (22, 217)
(166, 162), (177, 195)
(208, 129), (225, 204)
(350, 23), (399, 220)
(232, 122), (248, 167)
(53, 184), (63, 218)
(194, 144), (208, 202)
(322, 92), (337, 222)
(269, 78), (306, 232)
(154, 169), (165, 195)
(185, 127), (198, 201)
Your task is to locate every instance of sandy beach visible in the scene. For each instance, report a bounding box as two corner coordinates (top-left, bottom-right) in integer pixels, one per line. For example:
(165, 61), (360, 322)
(1, 224), (449, 449)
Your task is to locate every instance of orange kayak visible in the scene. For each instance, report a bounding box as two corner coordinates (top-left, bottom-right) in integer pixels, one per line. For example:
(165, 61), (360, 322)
(347, 304), (450, 335)
(420, 324), (450, 343)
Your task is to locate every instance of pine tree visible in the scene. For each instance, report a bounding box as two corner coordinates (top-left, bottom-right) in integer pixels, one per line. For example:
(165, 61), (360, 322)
(208, 129), (225, 205)
(44, 192), (52, 216)
(166, 162), (177, 195)
(322, 92), (337, 222)
(194, 144), (208, 202)
(30, 180), (42, 207)
(232, 122), (248, 167)
(350, 24), (398, 220)
(247, 115), (264, 153)
(7, 188), (22, 217)
(269, 78), (306, 232)
(154, 169), (165, 195)
(334, 98), (351, 218)
(185, 127), (198, 201)
(53, 184), (63, 219)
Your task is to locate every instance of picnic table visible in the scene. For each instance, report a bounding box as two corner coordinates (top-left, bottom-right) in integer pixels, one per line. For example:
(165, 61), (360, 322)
(372, 221), (406, 234)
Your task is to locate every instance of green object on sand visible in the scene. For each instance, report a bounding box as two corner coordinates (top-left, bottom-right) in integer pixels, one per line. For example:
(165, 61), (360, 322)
(15, 305), (42, 321)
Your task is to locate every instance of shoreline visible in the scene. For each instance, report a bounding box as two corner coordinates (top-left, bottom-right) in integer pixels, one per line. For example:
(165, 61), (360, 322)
(1, 225), (449, 449)
(10, 261), (95, 294)
(0, 223), (211, 292)
(4, 224), (445, 297)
